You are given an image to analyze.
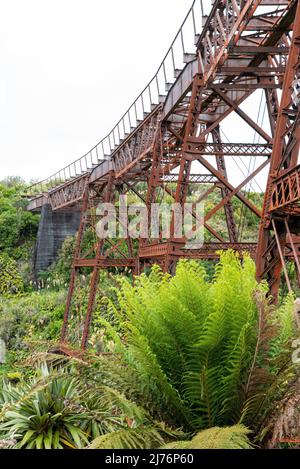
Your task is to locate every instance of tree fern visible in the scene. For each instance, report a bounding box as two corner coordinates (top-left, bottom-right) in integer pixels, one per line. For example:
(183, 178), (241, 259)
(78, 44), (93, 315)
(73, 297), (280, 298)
(94, 250), (296, 437)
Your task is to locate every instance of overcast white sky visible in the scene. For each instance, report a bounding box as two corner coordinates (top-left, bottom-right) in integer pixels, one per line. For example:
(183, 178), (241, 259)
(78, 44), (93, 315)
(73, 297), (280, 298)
(0, 0), (191, 182)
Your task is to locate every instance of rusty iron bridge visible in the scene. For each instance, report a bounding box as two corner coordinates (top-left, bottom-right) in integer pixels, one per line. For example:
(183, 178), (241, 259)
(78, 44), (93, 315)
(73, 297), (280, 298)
(26, 0), (300, 350)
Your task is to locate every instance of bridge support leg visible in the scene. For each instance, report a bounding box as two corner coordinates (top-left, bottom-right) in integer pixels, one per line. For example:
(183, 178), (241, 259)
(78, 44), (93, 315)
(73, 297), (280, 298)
(256, 0), (300, 298)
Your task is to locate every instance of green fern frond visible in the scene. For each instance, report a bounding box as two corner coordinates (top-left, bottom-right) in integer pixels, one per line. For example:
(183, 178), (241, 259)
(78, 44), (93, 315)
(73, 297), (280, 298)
(91, 386), (146, 424)
(91, 250), (296, 438)
(162, 425), (252, 449)
(87, 426), (165, 449)
(188, 425), (253, 449)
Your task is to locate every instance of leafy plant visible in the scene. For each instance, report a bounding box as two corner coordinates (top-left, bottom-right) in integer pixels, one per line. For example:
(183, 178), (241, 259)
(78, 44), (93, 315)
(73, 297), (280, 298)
(163, 424), (253, 449)
(0, 290), (66, 350)
(0, 255), (24, 296)
(0, 364), (179, 449)
(88, 426), (166, 450)
(0, 179), (39, 256)
(0, 367), (90, 448)
(91, 251), (297, 437)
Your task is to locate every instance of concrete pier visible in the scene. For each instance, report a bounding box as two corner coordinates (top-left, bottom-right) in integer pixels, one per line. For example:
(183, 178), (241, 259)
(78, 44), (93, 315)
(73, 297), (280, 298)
(33, 204), (80, 276)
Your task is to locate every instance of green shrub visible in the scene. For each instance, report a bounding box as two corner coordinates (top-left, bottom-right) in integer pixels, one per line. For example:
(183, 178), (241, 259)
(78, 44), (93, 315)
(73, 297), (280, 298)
(0, 365), (177, 449)
(163, 425), (253, 449)
(0, 180), (39, 255)
(0, 290), (66, 349)
(0, 255), (24, 296)
(93, 251), (297, 435)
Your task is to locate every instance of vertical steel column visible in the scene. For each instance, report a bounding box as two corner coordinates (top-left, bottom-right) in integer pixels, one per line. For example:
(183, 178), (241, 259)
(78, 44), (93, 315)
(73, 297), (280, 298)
(81, 173), (115, 350)
(60, 186), (89, 343)
(212, 127), (238, 243)
(256, 0), (300, 298)
(140, 118), (163, 249)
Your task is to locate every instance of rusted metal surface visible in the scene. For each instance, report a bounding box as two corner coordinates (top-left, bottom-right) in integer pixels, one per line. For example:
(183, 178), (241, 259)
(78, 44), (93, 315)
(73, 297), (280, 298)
(185, 142), (272, 158)
(159, 174), (218, 184)
(212, 127), (238, 243)
(113, 107), (161, 178)
(48, 174), (89, 211)
(139, 242), (258, 260)
(256, 0), (300, 299)
(270, 163), (300, 211)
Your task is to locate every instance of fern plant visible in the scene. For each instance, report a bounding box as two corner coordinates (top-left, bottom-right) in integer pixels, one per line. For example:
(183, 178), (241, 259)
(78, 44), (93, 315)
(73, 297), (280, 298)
(91, 251), (297, 437)
(162, 424), (253, 449)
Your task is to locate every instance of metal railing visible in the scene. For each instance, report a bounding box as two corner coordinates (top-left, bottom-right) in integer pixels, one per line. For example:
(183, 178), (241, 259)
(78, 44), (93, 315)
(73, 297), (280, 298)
(26, 0), (207, 196)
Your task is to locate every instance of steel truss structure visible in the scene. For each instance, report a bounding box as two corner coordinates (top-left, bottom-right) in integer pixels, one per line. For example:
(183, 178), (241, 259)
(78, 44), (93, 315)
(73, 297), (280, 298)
(257, 0), (300, 298)
(26, 0), (300, 349)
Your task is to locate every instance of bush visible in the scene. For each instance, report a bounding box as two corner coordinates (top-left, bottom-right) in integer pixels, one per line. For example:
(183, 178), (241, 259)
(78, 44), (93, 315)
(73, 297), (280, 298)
(0, 181), (39, 255)
(0, 255), (24, 296)
(0, 290), (66, 349)
(163, 425), (253, 449)
(93, 251), (297, 436)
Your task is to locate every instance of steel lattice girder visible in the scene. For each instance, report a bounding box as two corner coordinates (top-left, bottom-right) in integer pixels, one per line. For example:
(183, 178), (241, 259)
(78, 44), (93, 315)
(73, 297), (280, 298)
(270, 164), (300, 211)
